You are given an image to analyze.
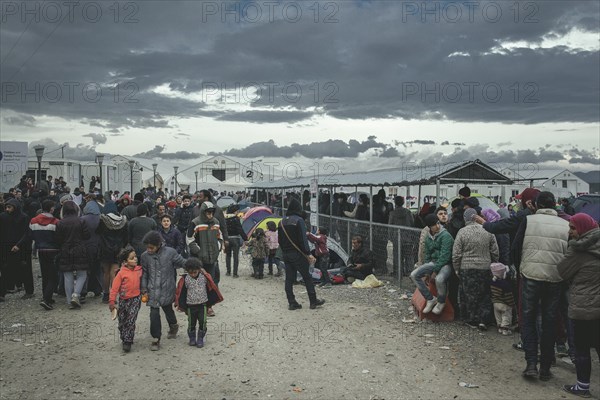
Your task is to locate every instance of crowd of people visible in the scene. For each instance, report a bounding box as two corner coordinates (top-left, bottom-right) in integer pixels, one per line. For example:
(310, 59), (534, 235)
(1, 176), (598, 397)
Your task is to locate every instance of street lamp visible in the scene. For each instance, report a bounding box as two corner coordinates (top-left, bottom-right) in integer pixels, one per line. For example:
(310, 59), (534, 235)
(152, 163), (158, 190)
(128, 160), (135, 195)
(33, 145), (45, 187)
(194, 170), (198, 192)
(96, 154), (104, 193)
(173, 166), (179, 195)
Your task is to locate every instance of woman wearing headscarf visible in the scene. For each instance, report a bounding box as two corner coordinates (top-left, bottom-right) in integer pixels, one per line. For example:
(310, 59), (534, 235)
(558, 213), (600, 398)
(481, 209), (511, 265)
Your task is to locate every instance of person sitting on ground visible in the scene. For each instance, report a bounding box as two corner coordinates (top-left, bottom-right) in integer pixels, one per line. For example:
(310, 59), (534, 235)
(343, 235), (374, 283)
(411, 213), (454, 315)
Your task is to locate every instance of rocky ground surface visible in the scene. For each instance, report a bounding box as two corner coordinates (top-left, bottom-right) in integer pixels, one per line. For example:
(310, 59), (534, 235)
(1, 255), (598, 399)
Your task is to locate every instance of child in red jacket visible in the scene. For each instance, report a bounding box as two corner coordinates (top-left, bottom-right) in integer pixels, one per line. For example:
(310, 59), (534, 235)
(109, 246), (142, 353)
(175, 258), (223, 348)
(307, 227), (331, 288)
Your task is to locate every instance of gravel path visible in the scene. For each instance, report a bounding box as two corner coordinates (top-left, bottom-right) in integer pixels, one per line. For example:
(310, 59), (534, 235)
(1, 255), (598, 399)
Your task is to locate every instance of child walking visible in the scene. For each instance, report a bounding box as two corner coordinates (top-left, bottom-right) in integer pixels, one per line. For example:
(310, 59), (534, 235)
(109, 246), (142, 353)
(248, 228), (270, 279)
(140, 231), (186, 351)
(175, 258), (223, 348)
(307, 227), (331, 288)
(265, 221), (280, 276)
(490, 262), (514, 335)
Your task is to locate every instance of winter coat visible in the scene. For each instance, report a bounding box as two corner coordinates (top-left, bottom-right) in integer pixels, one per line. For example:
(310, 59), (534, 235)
(187, 202), (223, 265)
(140, 245), (186, 307)
(514, 209), (569, 282)
(175, 272), (223, 311)
(452, 223), (499, 273)
(0, 198), (31, 250)
(121, 202), (139, 222)
(174, 205), (195, 232)
(494, 233), (511, 265)
(265, 230), (278, 250)
(29, 213), (60, 252)
(347, 245), (374, 275)
(109, 265), (142, 305)
(248, 236), (269, 259)
(193, 202), (229, 242)
(424, 227), (454, 273)
(97, 214), (129, 263)
(128, 217), (157, 256)
(159, 226), (184, 255)
(81, 212), (101, 260)
(278, 200), (311, 257)
(225, 213), (248, 241)
(557, 228), (600, 320)
(56, 215), (91, 272)
(307, 233), (328, 256)
(388, 207), (414, 228)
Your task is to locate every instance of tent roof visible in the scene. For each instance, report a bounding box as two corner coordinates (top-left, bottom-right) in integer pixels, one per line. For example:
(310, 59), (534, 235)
(249, 159), (512, 189)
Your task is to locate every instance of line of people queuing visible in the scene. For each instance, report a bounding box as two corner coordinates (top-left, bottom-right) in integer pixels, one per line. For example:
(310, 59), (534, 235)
(408, 186), (599, 398)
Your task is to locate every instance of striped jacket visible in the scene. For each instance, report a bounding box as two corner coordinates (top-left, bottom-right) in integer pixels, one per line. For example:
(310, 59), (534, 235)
(187, 216), (223, 265)
(29, 213), (60, 252)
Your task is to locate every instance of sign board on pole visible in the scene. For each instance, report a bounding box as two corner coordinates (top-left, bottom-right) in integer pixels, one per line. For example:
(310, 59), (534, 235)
(0, 141), (28, 192)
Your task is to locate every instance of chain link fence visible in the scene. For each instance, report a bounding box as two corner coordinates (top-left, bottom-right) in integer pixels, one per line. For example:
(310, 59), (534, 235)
(243, 201), (422, 281)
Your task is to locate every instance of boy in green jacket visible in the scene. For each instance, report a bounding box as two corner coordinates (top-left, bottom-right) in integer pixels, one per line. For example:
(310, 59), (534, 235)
(411, 213), (455, 315)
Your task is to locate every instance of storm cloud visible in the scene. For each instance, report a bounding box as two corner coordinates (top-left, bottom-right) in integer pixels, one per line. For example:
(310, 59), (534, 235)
(0, 1), (598, 130)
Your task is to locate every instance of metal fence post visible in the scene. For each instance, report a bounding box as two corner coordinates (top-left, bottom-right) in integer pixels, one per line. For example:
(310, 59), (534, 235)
(397, 227), (402, 280)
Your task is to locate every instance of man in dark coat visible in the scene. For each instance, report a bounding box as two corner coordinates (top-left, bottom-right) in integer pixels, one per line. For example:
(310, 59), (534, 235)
(278, 198), (324, 310)
(0, 199), (33, 299)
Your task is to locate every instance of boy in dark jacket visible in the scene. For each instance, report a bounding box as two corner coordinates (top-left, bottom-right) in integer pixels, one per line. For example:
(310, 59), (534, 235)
(30, 200), (60, 309)
(141, 231), (186, 351)
(158, 214), (184, 255)
(174, 194), (195, 236)
(224, 204), (247, 277)
(175, 258), (223, 348)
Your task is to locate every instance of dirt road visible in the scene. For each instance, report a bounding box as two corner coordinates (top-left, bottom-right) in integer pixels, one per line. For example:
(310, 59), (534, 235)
(1, 255), (597, 399)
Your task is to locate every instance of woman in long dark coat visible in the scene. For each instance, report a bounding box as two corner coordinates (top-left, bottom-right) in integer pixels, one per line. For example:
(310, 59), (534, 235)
(56, 201), (91, 308)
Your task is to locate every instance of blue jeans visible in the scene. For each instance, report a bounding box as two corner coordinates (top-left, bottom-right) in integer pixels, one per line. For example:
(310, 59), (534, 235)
(521, 277), (560, 366)
(225, 237), (241, 275)
(410, 262), (451, 303)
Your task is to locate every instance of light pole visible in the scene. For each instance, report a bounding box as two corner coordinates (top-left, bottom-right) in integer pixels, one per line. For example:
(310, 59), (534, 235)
(34, 145), (45, 188)
(128, 160), (135, 195)
(194, 171), (198, 192)
(96, 154), (104, 193)
(173, 166), (179, 195)
(152, 163), (158, 190)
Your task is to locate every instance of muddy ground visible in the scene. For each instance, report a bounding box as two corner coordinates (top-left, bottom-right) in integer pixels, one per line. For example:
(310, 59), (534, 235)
(1, 254), (598, 399)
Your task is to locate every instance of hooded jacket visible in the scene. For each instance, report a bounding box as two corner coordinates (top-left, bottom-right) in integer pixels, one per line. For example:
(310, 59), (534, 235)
(187, 202), (223, 265)
(278, 199), (311, 256)
(141, 244), (186, 307)
(557, 228), (600, 320)
(424, 227), (454, 273)
(0, 198), (31, 249)
(81, 202), (101, 259)
(56, 202), (91, 272)
(29, 212), (60, 252)
(97, 213), (129, 263)
(193, 200), (229, 242)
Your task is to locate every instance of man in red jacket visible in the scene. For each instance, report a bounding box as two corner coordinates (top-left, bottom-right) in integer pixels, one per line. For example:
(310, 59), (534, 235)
(30, 200), (60, 309)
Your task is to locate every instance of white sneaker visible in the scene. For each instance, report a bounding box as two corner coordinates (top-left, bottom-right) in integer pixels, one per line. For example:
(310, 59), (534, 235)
(70, 293), (81, 309)
(432, 302), (445, 315)
(423, 298), (437, 314)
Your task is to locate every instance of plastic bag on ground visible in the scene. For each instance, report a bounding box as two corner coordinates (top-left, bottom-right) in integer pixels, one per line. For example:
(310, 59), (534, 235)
(351, 274), (384, 288)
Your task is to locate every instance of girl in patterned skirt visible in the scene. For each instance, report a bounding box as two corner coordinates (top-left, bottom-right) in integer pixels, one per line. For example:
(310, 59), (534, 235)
(109, 246), (143, 353)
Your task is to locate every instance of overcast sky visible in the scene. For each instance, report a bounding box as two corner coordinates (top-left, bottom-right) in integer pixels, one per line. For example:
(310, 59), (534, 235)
(1, 0), (598, 170)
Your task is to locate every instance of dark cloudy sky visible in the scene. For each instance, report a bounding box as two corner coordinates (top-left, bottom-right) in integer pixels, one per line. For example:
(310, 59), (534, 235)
(1, 0), (598, 168)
